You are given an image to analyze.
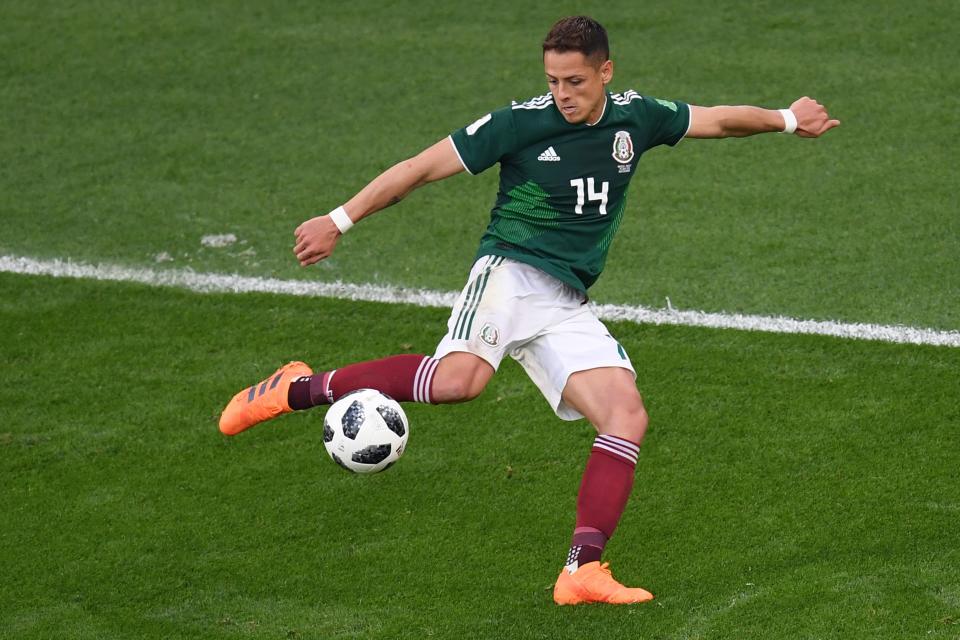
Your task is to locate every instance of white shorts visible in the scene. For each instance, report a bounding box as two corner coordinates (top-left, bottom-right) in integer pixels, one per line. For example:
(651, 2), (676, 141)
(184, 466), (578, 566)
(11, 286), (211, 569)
(433, 256), (636, 421)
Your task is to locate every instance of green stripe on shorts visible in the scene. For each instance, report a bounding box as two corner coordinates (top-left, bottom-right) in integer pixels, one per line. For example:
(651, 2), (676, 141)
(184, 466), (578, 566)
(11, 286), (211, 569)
(453, 256), (502, 340)
(453, 257), (490, 339)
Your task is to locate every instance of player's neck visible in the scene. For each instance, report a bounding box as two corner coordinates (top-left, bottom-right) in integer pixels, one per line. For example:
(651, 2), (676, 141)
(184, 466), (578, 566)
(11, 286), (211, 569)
(584, 94), (608, 126)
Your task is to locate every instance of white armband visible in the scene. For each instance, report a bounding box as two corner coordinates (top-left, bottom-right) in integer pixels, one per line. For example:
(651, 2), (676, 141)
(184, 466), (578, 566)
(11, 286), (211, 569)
(328, 206), (354, 234)
(779, 108), (798, 134)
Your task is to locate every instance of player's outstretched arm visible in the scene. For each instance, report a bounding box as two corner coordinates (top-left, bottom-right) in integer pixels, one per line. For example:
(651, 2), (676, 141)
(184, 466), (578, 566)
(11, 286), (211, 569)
(687, 96), (840, 139)
(293, 138), (465, 266)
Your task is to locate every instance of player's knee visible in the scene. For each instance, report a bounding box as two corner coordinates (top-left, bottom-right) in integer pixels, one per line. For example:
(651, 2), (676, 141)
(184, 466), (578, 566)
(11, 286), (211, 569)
(598, 402), (649, 444)
(431, 373), (485, 403)
(431, 353), (492, 403)
(632, 404), (650, 442)
(619, 404), (649, 443)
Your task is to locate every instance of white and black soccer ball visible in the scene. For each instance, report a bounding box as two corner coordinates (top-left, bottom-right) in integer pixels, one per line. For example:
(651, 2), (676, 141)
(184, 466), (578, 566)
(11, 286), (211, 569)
(322, 389), (409, 473)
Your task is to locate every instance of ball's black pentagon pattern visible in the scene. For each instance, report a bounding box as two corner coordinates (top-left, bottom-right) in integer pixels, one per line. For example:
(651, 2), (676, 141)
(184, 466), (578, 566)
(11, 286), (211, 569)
(351, 443), (392, 465)
(341, 400), (365, 440)
(331, 452), (355, 473)
(324, 390), (407, 472)
(376, 405), (406, 437)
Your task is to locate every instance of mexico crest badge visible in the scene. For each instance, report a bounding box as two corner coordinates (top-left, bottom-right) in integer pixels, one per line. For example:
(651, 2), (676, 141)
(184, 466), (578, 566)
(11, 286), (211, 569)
(612, 130), (634, 164)
(479, 323), (500, 347)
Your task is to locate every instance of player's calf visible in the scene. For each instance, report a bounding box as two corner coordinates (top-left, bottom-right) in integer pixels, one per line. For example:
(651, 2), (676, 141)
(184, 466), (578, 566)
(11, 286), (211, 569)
(286, 354), (442, 408)
(287, 352), (492, 407)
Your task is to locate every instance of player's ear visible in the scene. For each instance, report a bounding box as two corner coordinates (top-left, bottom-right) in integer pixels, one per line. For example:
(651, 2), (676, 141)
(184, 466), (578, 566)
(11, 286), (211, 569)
(600, 59), (613, 85)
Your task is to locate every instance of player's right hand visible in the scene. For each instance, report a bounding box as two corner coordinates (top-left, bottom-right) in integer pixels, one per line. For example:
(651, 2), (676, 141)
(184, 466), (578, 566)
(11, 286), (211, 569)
(293, 215), (341, 266)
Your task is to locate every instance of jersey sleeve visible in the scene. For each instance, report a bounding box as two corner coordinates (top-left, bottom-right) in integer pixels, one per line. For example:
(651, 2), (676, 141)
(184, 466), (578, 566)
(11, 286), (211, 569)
(449, 105), (518, 175)
(640, 96), (691, 148)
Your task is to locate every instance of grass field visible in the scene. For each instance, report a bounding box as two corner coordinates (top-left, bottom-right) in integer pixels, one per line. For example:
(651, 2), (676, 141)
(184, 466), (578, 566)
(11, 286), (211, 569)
(1, 1), (958, 638)
(3, 273), (959, 639)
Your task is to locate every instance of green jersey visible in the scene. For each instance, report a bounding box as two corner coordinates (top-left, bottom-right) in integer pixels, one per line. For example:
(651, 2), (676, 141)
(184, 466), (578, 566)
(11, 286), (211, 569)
(450, 90), (690, 292)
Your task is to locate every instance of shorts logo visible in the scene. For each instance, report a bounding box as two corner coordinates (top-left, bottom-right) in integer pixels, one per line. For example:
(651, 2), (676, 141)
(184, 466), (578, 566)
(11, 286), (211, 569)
(612, 130), (634, 164)
(478, 323), (500, 347)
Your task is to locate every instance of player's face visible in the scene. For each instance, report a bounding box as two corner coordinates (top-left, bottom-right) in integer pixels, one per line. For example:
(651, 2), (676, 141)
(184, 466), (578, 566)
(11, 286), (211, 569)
(543, 50), (613, 125)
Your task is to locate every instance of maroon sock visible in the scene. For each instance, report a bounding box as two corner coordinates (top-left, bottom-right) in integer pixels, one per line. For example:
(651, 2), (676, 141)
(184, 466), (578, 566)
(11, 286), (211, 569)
(566, 434), (640, 571)
(287, 354), (439, 409)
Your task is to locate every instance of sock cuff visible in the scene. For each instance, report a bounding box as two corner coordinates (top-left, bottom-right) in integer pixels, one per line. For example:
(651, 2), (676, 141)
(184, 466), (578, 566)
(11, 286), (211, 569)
(572, 526), (608, 549)
(592, 434), (640, 467)
(413, 356), (440, 403)
(322, 370), (335, 404)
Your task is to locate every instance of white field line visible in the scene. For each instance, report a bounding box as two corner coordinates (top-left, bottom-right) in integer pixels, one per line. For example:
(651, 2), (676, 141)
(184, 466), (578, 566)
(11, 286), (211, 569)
(2, 254), (958, 348)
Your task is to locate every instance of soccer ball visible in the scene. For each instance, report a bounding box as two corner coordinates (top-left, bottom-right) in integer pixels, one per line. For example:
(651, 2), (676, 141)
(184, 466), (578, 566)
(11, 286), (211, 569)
(322, 389), (409, 473)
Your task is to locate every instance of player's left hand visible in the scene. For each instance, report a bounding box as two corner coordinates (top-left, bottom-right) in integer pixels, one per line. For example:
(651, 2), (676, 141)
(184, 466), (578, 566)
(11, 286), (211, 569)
(790, 96), (841, 138)
(293, 215), (341, 266)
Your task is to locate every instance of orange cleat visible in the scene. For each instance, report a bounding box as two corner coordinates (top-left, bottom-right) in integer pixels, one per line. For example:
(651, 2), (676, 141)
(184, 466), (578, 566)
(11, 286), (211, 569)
(553, 561), (654, 605)
(219, 361), (313, 435)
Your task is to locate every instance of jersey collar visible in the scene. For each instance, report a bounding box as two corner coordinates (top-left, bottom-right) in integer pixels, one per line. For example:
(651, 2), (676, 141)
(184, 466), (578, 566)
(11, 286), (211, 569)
(584, 94), (609, 127)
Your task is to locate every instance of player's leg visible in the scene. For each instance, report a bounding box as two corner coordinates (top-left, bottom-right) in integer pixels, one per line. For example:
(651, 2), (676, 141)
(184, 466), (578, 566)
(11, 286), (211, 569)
(560, 366), (648, 563)
(508, 295), (653, 605)
(551, 366), (654, 605)
(219, 256), (510, 436)
(218, 352), (494, 436)
(291, 350), (492, 407)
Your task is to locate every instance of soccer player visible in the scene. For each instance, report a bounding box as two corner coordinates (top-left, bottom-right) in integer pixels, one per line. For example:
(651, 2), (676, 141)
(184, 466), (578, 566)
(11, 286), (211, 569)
(219, 15), (839, 605)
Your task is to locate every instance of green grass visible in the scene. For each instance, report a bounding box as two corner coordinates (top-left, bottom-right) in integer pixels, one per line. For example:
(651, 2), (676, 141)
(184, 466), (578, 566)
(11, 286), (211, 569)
(1, 1), (958, 638)
(0, 0), (957, 328)
(2, 273), (959, 639)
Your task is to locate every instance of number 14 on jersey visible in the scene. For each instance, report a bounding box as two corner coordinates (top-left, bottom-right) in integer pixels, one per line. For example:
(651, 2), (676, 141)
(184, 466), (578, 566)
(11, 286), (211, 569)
(569, 178), (609, 215)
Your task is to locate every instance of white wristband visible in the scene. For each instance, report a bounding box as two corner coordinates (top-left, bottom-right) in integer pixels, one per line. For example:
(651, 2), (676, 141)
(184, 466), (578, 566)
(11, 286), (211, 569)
(328, 206), (354, 234)
(779, 108), (798, 134)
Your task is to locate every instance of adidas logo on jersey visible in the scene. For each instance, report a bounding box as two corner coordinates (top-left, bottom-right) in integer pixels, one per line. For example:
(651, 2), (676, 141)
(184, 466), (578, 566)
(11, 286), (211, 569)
(537, 146), (561, 162)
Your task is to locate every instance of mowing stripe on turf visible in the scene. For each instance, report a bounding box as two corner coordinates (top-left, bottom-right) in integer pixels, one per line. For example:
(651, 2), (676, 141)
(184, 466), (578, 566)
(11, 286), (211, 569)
(1, 254), (957, 348)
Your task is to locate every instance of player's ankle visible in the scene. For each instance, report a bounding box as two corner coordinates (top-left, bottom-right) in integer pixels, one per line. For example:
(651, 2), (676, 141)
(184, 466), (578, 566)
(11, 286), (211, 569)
(287, 372), (329, 410)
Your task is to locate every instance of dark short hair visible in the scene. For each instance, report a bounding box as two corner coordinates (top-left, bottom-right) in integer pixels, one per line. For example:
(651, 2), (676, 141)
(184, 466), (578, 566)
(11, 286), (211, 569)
(542, 16), (610, 64)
